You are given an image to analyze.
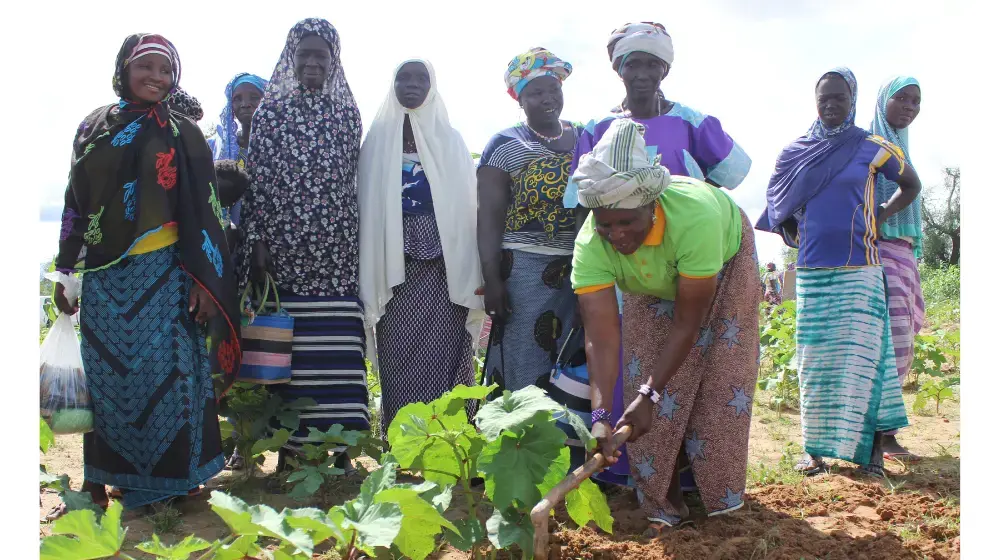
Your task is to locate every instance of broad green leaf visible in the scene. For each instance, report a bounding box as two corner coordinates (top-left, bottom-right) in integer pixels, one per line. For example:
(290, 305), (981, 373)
(446, 518), (485, 551)
(376, 487), (458, 560)
(245, 504), (315, 555)
(421, 483), (453, 514)
(479, 416), (568, 508)
(209, 492), (260, 535)
(283, 507), (344, 546)
(447, 384), (498, 401)
(41, 417), (55, 454)
(565, 478), (613, 533)
(307, 424), (366, 446)
(271, 548), (297, 560)
(40, 470), (69, 493)
(40, 501), (126, 560)
(288, 469), (325, 498)
(219, 420), (235, 440)
(213, 535), (262, 560)
(388, 403), (476, 484)
(275, 409), (302, 431)
(136, 534), (212, 559)
(536, 446), (571, 498)
(556, 407), (596, 451)
(286, 397), (318, 410)
(486, 506), (534, 558)
(252, 428), (290, 456)
(475, 386), (562, 440)
(332, 463), (404, 553)
(62, 490), (105, 517)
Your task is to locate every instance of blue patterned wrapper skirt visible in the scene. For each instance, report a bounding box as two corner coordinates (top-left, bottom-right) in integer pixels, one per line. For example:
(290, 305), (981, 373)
(80, 245), (224, 509)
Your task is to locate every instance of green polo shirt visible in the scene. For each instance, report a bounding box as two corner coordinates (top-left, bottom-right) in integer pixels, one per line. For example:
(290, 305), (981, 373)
(571, 177), (743, 300)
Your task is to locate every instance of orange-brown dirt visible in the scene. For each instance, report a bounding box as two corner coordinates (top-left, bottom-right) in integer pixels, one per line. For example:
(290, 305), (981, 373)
(40, 392), (960, 559)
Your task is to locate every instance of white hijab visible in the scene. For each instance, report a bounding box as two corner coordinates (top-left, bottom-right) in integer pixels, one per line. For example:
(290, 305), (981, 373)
(358, 59), (484, 366)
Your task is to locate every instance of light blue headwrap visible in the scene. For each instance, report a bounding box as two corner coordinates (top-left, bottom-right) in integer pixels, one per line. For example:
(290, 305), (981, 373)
(870, 76), (922, 256)
(213, 72), (268, 161)
(808, 67), (858, 140)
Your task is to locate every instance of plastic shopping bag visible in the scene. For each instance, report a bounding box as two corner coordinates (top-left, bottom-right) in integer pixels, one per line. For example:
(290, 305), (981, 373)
(40, 272), (93, 434)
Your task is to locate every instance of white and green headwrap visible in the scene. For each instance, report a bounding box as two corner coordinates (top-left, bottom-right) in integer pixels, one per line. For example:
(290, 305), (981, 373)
(573, 118), (671, 209)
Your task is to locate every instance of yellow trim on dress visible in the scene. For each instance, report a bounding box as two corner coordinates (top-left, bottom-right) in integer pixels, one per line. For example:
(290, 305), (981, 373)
(129, 224), (179, 255)
(575, 282), (615, 295)
(678, 272), (718, 280)
(643, 205), (666, 247)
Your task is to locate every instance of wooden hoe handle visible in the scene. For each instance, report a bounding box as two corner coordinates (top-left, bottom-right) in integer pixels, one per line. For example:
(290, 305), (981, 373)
(530, 425), (633, 559)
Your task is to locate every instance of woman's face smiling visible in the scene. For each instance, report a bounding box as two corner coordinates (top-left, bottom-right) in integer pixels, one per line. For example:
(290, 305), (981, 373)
(519, 75), (563, 125)
(127, 53), (172, 103)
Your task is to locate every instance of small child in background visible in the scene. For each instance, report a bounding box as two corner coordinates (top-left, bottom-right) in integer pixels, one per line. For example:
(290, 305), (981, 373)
(214, 159), (250, 253)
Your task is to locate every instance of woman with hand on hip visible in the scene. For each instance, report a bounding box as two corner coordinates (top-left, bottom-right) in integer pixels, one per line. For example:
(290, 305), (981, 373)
(869, 76), (925, 460)
(757, 68), (921, 478)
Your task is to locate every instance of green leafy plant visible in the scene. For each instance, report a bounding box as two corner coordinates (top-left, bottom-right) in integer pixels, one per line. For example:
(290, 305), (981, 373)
(284, 425), (382, 498)
(39, 458), (461, 560)
(387, 384), (610, 559)
(40, 417), (104, 519)
(910, 327), (960, 415)
(40, 501), (129, 560)
(217, 384), (315, 480)
(914, 377), (959, 415)
(757, 300), (799, 411)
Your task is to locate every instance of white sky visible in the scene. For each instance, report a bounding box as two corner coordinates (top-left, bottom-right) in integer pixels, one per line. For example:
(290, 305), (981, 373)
(25, 0), (962, 267)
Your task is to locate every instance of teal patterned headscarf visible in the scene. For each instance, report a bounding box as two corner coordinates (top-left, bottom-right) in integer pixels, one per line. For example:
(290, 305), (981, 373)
(870, 76), (922, 256)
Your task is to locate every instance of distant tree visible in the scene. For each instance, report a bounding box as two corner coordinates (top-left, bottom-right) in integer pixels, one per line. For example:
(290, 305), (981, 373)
(781, 246), (798, 268)
(922, 167), (960, 266)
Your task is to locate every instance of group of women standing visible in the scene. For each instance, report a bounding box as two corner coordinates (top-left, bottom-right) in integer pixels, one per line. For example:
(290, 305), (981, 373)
(48, 17), (926, 538)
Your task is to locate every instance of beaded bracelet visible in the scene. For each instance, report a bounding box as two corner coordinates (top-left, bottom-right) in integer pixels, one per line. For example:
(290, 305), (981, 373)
(591, 408), (612, 425)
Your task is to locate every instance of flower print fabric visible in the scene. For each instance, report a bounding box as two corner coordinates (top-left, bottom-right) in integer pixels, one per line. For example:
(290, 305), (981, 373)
(238, 18), (363, 298)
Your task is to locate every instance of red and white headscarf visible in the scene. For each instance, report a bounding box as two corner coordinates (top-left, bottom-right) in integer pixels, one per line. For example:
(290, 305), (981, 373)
(113, 33), (181, 99)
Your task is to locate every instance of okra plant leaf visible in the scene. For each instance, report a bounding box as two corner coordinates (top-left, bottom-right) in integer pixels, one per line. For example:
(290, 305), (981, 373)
(565, 478), (614, 533)
(479, 414), (568, 509)
(40, 500), (127, 560)
(376, 487), (459, 560)
(446, 518), (485, 552)
(41, 417), (55, 454)
(135, 534), (212, 559)
(556, 406), (596, 451)
(251, 428), (290, 457)
(212, 535), (262, 560)
(486, 506), (535, 559)
(475, 386), (562, 440)
(331, 462), (404, 553)
(282, 508), (344, 546)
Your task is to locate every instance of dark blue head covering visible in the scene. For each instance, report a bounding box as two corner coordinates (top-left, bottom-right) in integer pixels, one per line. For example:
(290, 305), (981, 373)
(756, 67), (868, 247)
(213, 72), (268, 161)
